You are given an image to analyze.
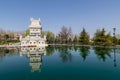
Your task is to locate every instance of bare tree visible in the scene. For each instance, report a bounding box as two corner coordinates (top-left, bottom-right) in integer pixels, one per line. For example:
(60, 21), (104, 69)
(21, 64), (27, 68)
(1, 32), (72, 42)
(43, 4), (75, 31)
(59, 26), (72, 44)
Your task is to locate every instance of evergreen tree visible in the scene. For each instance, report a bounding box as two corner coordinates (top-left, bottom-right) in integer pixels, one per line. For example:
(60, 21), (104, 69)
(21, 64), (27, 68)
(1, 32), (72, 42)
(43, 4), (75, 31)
(118, 39), (120, 45)
(93, 28), (113, 46)
(79, 28), (90, 45)
(73, 35), (78, 45)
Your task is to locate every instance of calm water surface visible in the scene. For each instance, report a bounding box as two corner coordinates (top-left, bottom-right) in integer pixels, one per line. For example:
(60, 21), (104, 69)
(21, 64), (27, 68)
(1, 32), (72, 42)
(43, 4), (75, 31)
(0, 46), (120, 80)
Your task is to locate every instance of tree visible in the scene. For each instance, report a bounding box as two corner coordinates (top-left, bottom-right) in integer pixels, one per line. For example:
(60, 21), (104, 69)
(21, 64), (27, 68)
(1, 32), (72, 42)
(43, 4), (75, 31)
(4, 34), (9, 44)
(59, 26), (72, 44)
(93, 28), (113, 46)
(79, 28), (90, 45)
(118, 39), (120, 45)
(73, 35), (78, 45)
(25, 29), (30, 37)
(54, 35), (61, 44)
(68, 38), (72, 44)
(106, 33), (113, 45)
(43, 31), (55, 44)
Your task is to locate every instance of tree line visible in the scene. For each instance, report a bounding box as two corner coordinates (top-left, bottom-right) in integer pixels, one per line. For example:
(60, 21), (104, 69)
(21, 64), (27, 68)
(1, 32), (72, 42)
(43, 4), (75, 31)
(40, 26), (120, 46)
(0, 29), (20, 44)
(1, 26), (120, 46)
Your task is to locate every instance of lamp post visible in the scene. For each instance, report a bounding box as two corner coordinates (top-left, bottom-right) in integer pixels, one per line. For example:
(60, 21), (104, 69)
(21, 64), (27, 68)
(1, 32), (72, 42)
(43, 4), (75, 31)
(113, 28), (116, 46)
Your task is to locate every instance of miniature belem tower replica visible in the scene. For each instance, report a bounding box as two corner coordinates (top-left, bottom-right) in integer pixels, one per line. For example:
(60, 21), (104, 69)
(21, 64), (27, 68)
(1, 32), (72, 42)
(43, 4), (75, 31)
(20, 18), (47, 47)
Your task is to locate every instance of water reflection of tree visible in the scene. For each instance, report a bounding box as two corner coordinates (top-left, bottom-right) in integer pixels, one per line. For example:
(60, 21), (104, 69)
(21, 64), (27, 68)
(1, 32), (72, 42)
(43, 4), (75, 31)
(74, 46), (79, 52)
(58, 46), (72, 62)
(94, 47), (112, 61)
(0, 48), (18, 55)
(79, 46), (90, 61)
(46, 45), (55, 56)
(0, 48), (18, 61)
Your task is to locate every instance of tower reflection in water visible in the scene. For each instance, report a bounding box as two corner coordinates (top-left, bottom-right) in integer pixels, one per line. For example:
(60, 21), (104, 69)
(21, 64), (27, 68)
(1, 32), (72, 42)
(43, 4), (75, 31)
(20, 46), (46, 72)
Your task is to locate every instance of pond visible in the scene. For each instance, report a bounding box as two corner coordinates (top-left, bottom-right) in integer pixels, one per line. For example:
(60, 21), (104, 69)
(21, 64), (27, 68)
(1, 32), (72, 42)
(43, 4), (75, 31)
(0, 46), (120, 80)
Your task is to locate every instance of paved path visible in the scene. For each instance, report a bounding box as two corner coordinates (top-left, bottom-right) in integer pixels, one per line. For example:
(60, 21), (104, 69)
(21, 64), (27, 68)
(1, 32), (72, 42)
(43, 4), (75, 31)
(0, 45), (20, 48)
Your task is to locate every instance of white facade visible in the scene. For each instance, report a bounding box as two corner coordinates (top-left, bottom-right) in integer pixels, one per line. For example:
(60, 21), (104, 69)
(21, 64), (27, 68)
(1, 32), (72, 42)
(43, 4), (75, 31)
(20, 18), (47, 47)
(20, 46), (46, 72)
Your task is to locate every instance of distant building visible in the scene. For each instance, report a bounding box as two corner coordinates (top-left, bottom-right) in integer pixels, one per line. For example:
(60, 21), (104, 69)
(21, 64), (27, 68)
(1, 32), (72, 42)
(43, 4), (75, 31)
(13, 34), (20, 40)
(20, 18), (47, 47)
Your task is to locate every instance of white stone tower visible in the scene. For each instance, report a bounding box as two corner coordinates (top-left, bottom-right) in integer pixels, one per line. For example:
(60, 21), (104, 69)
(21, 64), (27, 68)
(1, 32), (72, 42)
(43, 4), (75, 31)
(20, 18), (47, 47)
(29, 18), (42, 37)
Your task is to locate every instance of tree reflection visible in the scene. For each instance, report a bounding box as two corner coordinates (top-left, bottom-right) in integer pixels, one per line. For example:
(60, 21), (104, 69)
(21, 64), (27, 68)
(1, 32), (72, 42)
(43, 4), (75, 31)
(79, 46), (90, 61)
(94, 47), (112, 61)
(74, 46), (78, 52)
(46, 45), (55, 56)
(0, 48), (18, 61)
(58, 46), (72, 62)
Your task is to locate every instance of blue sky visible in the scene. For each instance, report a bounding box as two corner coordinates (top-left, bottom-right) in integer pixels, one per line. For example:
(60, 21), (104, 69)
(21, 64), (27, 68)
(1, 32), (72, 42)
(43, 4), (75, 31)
(0, 0), (120, 36)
